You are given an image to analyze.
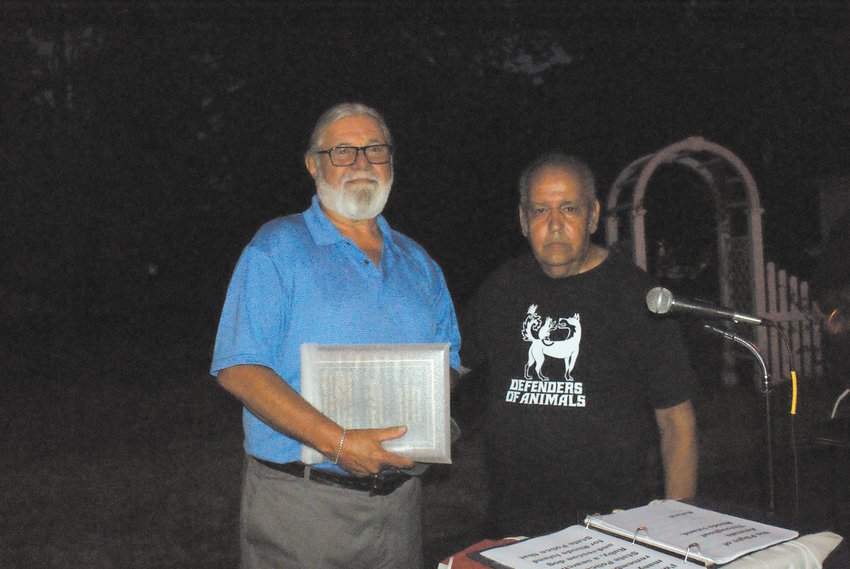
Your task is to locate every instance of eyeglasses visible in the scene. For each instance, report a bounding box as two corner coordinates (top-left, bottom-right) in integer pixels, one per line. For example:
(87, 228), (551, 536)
(316, 144), (393, 167)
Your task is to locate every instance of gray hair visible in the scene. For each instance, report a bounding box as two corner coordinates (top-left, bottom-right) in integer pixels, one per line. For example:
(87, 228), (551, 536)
(305, 102), (393, 161)
(518, 152), (596, 205)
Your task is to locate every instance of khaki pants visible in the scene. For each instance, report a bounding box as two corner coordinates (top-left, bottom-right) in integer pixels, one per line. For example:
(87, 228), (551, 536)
(240, 457), (423, 569)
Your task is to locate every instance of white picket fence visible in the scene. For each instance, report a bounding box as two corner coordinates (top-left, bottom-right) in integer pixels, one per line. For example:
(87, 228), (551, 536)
(759, 261), (823, 384)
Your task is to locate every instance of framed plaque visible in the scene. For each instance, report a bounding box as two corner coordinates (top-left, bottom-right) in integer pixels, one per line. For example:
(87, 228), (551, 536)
(299, 343), (451, 464)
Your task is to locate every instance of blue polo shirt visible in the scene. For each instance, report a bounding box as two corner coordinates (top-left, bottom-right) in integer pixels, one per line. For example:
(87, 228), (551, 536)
(211, 195), (461, 466)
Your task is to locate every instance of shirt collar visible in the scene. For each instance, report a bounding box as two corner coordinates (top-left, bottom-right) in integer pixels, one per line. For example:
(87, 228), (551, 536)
(304, 194), (398, 252)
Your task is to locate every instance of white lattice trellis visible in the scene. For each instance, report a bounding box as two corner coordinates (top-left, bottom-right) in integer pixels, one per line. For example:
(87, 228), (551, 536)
(606, 136), (822, 387)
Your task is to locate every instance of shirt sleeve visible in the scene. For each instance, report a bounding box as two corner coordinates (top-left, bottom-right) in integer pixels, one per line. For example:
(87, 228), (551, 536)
(432, 266), (462, 373)
(616, 256), (697, 410)
(210, 243), (289, 376)
(639, 316), (698, 409)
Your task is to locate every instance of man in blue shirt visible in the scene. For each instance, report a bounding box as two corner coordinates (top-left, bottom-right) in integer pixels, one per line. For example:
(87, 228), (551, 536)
(211, 102), (461, 568)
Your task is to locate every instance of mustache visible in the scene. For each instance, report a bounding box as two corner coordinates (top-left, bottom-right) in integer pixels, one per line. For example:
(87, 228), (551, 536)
(342, 171), (380, 184)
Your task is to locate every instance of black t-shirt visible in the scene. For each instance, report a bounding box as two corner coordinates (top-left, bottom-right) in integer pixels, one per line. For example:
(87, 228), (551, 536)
(461, 251), (697, 536)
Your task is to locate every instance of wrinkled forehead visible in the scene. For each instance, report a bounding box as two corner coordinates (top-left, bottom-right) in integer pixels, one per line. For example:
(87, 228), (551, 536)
(321, 115), (388, 147)
(528, 166), (590, 202)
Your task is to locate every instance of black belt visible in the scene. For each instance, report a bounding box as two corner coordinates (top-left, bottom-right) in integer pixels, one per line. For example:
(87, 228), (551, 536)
(255, 458), (411, 496)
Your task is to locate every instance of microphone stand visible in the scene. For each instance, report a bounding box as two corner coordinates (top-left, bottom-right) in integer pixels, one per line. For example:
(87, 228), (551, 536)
(702, 324), (775, 513)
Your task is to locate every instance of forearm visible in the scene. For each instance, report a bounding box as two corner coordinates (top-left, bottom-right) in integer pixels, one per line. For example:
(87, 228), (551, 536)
(216, 364), (342, 459)
(215, 364), (415, 475)
(656, 401), (698, 500)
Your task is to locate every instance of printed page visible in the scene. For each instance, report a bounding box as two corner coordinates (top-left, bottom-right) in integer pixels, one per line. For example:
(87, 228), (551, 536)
(586, 501), (799, 565)
(475, 525), (695, 569)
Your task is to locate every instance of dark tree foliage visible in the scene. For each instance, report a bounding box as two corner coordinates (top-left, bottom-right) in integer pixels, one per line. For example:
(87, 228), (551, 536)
(2, 1), (849, 342)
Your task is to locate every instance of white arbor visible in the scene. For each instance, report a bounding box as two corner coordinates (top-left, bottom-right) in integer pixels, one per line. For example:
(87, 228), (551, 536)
(605, 136), (819, 386)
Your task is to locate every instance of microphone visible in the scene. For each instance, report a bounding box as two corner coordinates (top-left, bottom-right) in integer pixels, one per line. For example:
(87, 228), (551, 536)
(645, 286), (770, 326)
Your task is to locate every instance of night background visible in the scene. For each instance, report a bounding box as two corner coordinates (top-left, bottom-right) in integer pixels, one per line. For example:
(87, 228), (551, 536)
(2, 2), (849, 567)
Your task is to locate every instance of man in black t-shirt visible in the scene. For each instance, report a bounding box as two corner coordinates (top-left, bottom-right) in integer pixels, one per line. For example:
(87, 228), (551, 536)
(460, 153), (698, 538)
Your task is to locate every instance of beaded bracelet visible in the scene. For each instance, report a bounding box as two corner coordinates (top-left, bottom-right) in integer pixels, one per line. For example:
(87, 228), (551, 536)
(332, 428), (347, 465)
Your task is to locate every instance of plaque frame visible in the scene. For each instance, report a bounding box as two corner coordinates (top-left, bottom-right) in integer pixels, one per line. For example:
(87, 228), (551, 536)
(299, 343), (451, 464)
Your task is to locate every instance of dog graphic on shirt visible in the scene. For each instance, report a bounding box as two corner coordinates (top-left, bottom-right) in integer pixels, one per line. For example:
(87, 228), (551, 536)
(521, 305), (581, 381)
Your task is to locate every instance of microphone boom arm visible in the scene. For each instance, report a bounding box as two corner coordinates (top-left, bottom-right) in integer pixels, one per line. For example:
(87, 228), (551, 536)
(702, 324), (775, 512)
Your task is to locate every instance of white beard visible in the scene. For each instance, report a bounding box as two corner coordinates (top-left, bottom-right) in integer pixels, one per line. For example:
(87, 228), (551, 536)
(315, 167), (393, 221)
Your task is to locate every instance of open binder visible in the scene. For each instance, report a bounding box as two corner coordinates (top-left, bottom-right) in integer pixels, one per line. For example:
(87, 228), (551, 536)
(471, 501), (799, 568)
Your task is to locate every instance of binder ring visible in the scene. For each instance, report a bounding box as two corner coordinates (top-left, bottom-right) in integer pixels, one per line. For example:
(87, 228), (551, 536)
(584, 514), (600, 529)
(684, 542), (703, 563)
(631, 526), (647, 543)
